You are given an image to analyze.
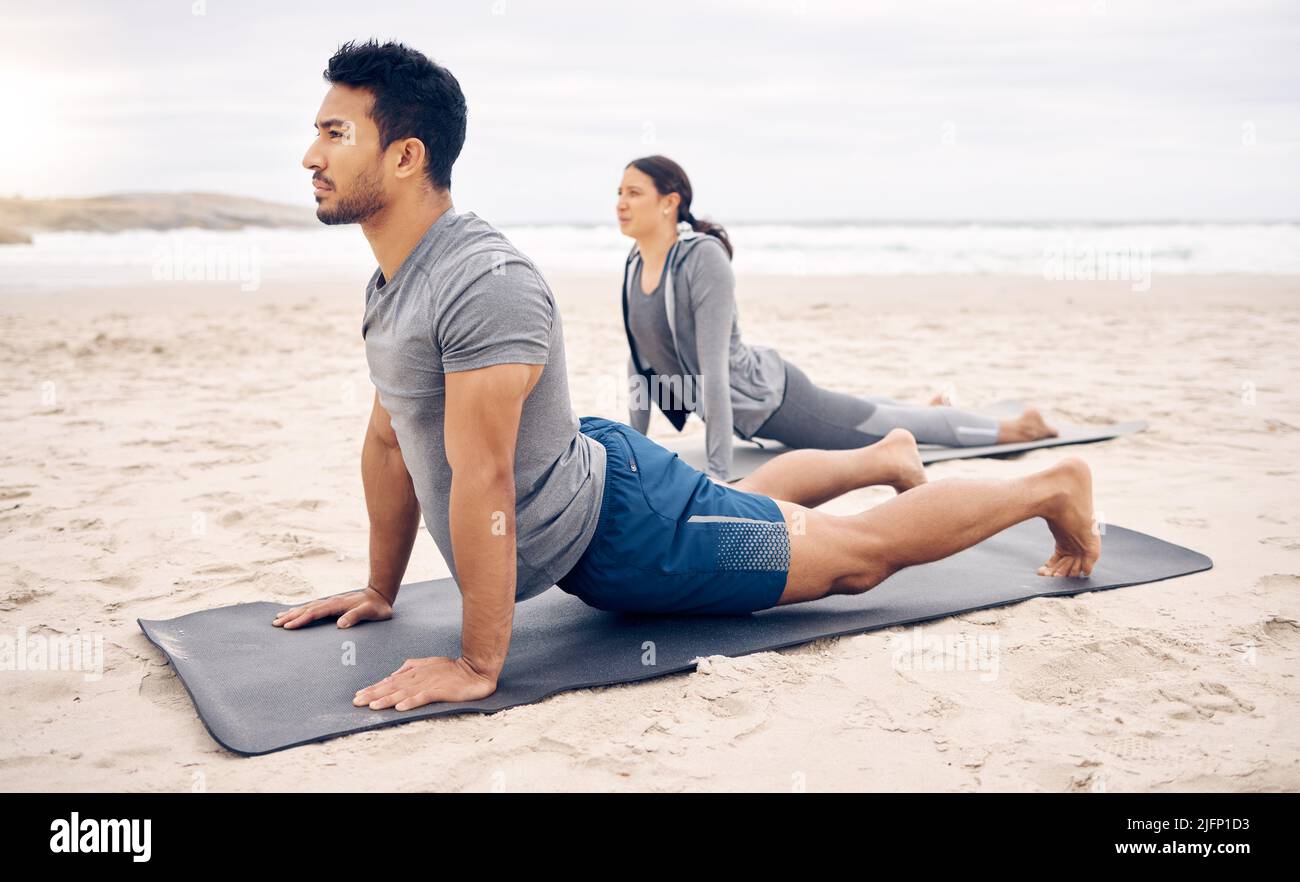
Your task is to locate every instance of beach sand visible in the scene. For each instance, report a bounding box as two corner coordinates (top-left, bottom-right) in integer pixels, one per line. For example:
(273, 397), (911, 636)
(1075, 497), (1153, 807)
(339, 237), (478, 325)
(1, 272), (1297, 792)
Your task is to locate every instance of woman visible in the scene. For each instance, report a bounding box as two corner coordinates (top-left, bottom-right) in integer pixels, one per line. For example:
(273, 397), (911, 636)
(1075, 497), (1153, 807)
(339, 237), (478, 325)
(616, 155), (1058, 482)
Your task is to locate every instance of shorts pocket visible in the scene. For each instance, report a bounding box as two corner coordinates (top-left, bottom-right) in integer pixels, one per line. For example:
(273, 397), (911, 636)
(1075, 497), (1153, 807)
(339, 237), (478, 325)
(607, 428), (639, 475)
(609, 426), (705, 523)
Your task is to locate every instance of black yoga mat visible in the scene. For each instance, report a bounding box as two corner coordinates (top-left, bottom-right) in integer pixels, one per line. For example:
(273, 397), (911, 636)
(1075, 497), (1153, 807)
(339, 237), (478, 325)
(667, 400), (1147, 479)
(138, 519), (1209, 756)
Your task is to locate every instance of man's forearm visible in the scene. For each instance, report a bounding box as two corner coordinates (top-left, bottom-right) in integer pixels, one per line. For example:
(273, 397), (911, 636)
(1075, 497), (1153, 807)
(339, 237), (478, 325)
(448, 465), (516, 682)
(361, 431), (420, 604)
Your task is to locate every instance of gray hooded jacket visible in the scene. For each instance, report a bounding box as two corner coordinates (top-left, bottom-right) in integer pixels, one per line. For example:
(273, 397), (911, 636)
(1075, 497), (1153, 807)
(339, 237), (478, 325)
(624, 231), (787, 480)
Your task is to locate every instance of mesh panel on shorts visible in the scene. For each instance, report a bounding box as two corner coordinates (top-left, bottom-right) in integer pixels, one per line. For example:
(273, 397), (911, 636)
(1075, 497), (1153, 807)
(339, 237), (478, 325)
(715, 521), (791, 572)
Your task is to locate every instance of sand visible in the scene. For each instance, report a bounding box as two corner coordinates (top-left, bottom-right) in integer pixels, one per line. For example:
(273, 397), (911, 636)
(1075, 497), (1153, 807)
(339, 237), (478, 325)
(1, 271), (1297, 792)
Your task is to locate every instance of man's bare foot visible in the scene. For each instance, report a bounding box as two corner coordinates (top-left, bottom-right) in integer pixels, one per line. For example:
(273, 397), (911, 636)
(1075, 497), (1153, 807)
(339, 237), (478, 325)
(1036, 457), (1101, 578)
(928, 390), (953, 406)
(997, 406), (1059, 443)
(876, 428), (927, 494)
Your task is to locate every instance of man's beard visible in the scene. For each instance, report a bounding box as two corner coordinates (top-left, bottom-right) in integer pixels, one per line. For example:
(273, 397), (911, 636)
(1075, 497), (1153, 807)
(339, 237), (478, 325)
(316, 165), (386, 225)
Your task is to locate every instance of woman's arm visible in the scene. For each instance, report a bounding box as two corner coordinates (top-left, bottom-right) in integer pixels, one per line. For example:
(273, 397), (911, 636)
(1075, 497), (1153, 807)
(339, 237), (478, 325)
(627, 353), (651, 433)
(688, 240), (737, 481)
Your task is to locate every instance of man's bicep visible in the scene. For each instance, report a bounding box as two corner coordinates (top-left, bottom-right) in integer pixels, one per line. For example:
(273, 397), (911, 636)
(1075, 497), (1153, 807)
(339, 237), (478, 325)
(443, 363), (541, 472)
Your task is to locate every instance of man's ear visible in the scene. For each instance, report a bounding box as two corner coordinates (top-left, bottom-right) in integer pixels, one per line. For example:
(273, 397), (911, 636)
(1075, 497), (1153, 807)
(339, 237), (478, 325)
(392, 137), (428, 182)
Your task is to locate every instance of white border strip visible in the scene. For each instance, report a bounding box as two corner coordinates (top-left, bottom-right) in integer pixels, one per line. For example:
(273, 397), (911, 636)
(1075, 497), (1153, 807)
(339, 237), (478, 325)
(686, 514), (777, 525)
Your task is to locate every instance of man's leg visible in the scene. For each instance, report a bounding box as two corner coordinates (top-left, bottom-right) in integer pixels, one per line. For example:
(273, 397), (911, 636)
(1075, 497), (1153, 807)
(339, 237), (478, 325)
(732, 428), (926, 509)
(771, 457), (1100, 606)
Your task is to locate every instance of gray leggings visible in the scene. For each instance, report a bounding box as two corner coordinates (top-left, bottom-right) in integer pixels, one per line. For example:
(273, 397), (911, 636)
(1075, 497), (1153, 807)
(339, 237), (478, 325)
(751, 361), (1001, 449)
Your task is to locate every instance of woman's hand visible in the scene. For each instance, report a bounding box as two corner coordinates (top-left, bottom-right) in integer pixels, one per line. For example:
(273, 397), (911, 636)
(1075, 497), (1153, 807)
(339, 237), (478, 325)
(271, 586), (394, 630)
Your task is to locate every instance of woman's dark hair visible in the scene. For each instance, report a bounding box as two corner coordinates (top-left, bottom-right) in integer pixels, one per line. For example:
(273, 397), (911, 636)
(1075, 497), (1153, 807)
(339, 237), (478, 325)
(627, 155), (733, 260)
(324, 39), (468, 191)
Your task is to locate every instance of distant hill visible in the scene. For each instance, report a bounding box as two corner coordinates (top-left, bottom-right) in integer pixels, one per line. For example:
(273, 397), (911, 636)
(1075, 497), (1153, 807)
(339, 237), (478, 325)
(0, 192), (318, 244)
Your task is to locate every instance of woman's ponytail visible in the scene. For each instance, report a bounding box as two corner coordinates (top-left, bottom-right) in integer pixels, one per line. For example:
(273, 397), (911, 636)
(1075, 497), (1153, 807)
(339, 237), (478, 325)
(682, 209), (733, 261)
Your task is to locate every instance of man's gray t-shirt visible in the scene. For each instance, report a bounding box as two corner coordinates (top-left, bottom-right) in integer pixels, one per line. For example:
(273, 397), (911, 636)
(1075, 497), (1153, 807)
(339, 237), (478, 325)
(361, 207), (606, 602)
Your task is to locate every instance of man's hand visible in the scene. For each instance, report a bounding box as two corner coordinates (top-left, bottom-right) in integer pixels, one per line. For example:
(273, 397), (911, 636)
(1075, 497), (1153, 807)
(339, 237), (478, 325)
(271, 587), (394, 630)
(353, 655), (497, 711)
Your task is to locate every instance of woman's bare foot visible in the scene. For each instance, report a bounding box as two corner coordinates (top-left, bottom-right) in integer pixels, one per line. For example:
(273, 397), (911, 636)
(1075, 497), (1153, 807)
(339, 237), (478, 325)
(1036, 457), (1101, 578)
(876, 428), (928, 494)
(997, 406), (1059, 443)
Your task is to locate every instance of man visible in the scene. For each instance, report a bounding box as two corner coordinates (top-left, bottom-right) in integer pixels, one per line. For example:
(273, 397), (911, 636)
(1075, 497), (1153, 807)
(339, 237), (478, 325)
(273, 40), (1101, 713)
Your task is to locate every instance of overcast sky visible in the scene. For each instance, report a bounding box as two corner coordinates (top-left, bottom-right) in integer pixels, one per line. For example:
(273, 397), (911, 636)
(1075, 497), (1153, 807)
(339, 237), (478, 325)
(3, 0), (1298, 222)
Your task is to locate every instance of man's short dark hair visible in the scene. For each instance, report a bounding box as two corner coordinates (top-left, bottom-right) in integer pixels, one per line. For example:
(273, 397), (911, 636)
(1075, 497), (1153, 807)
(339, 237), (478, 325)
(324, 39), (468, 191)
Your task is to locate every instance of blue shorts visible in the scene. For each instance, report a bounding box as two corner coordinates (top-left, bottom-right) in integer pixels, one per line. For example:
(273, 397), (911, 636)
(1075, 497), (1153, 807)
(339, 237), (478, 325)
(557, 416), (790, 615)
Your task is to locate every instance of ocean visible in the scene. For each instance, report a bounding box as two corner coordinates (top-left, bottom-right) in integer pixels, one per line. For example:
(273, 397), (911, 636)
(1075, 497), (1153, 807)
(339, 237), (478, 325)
(0, 222), (1296, 294)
